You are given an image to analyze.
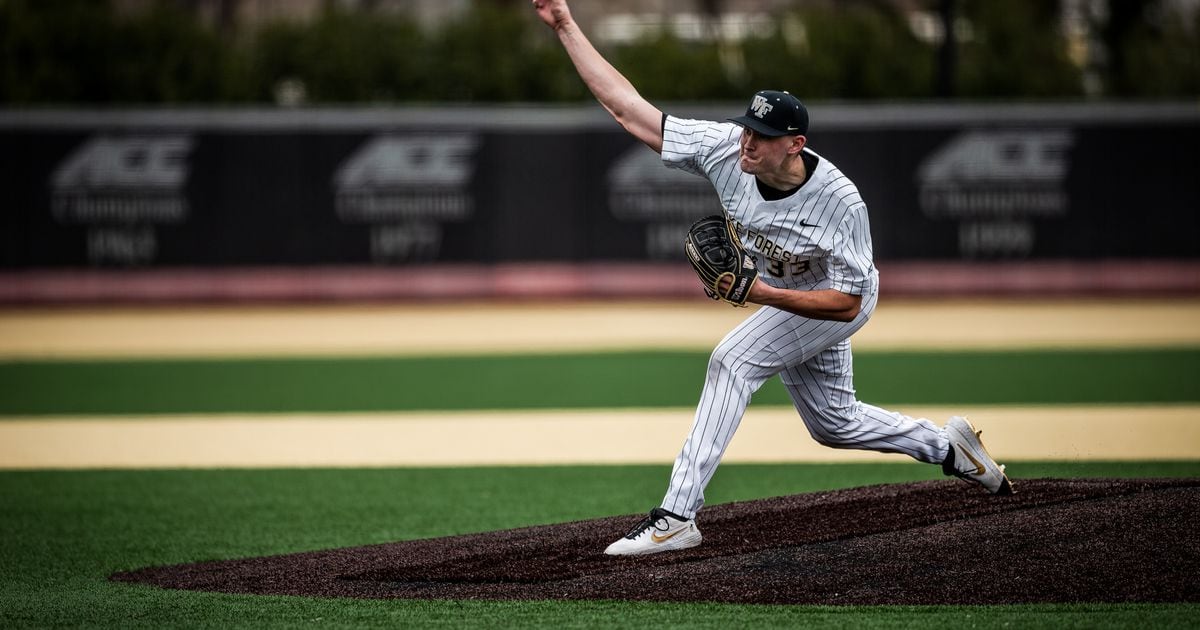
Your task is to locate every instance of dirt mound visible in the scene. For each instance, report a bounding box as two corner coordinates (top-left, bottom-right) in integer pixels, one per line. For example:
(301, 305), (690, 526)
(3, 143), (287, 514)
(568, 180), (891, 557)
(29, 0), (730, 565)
(112, 478), (1200, 605)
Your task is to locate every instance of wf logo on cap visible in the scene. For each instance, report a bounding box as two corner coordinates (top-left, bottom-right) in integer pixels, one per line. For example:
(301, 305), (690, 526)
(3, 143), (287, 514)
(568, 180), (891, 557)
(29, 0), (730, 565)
(728, 90), (809, 137)
(750, 95), (774, 119)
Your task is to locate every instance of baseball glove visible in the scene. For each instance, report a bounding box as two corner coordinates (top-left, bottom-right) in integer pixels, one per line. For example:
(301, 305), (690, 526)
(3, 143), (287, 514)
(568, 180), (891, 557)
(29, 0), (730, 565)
(683, 215), (759, 306)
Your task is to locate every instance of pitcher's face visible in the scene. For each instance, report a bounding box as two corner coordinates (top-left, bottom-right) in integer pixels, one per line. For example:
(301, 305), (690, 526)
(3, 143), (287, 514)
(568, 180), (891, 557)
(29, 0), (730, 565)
(738, 128), (793, 175)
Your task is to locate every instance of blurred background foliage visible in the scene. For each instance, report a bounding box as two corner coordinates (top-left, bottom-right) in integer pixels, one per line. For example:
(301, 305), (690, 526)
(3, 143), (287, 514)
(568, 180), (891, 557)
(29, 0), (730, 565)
(955, 1), (1085, 98)
(0, 0), (1197, 105)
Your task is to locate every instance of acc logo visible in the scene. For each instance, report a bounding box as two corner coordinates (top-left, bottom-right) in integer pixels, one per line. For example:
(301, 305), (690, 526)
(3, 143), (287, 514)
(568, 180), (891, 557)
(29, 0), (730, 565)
(918, 129), (1073, 219)
(49, 134), (193, 265)
(50, 135), (192, 224)
(750, 95), (774, 119)
(333, 133), (479, 262)
(335, 134), (478, 191)
(917, 129), (1074, 257)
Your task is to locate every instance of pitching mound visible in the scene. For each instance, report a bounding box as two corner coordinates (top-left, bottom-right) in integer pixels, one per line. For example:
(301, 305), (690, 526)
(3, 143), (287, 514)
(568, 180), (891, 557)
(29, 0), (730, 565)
(112, 478), (1200, 605)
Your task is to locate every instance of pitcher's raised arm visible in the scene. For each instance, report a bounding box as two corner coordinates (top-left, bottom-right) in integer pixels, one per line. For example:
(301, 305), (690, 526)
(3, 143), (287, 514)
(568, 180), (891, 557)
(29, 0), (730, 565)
(532, 0), (664, 153)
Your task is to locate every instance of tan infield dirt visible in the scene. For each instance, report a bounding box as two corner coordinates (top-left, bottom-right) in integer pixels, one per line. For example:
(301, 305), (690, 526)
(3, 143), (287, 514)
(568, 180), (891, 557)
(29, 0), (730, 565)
(5, 405), (1197, 468)
(3, 298), (1200, 358)
(112, 478), (1200, 605)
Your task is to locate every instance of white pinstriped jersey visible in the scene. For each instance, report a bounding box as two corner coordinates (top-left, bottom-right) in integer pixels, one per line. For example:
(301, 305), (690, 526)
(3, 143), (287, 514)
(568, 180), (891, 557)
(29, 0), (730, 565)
(654, 118), (953, 522)
(662, 116), (879, 296)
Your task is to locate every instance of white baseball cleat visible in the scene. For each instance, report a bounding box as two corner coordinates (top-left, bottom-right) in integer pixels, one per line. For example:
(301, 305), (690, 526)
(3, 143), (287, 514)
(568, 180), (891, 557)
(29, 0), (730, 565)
(604, 507), (703, 556)
(943, 416), (1014, 495)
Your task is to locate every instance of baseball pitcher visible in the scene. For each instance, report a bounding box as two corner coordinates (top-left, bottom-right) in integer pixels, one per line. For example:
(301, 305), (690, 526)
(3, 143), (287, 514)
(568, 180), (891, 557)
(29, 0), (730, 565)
(531, 0), (1012, 556)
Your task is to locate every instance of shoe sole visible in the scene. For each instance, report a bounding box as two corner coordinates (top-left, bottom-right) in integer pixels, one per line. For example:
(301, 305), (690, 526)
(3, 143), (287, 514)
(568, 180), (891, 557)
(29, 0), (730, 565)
(948, 417), (1014, 495)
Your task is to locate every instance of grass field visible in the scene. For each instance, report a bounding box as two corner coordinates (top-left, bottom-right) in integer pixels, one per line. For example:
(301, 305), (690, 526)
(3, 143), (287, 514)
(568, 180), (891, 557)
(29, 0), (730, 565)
(2, 303), (1198, 628)
(2, 348), (1198, 414)
(3, 462), (1199, 629)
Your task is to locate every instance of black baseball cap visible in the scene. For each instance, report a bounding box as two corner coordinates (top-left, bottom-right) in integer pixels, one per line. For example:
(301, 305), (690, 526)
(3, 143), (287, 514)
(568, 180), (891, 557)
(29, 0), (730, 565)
(727, 90), (809, 137)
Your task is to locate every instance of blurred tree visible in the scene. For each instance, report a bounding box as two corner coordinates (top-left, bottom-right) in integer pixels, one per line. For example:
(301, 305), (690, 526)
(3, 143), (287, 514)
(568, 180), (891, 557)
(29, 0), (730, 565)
(428, 2), (586, 101)
(1102, 0), (1200, 97)
(612, 33), (737, 101)
(1, 0), (1194, 104)
(0, 0), (112, 103)
(740, 4), (933, 100)
(0, 0), (242, 104)
(250, 8), (426, 103)
(111, 3), (246, 102)
(955, 1), (1084, 99)
(808, 3), (934, 99)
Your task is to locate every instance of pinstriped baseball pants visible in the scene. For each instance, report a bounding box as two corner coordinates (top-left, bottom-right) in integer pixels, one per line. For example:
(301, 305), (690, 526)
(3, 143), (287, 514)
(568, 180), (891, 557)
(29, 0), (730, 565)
(660, 290), (952, 519)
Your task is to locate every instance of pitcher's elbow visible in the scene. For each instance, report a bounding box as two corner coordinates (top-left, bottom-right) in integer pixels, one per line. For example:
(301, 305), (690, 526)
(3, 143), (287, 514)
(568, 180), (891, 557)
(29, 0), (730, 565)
(837, 299), (862, 321)
(834, 309), (858, 322)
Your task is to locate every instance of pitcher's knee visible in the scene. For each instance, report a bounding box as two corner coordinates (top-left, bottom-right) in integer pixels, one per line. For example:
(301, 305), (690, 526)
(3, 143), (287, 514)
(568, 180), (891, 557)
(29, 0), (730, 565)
(706, 336), (778, 393)
(707, 342), (744, 378)
(710, 333), (772, 372)
(806, 406), (865, 448)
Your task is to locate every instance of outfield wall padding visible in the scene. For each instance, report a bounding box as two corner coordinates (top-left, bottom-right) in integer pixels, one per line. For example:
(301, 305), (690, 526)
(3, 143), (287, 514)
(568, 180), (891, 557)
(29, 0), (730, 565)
(2, 104), (1197, 301)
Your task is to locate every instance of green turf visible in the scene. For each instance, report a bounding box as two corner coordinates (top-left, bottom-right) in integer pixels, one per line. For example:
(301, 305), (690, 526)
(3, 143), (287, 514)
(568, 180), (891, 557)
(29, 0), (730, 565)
(2, 348), (1198, 415)
(1, 462), (1197, 629)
